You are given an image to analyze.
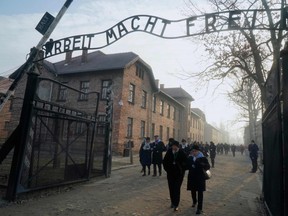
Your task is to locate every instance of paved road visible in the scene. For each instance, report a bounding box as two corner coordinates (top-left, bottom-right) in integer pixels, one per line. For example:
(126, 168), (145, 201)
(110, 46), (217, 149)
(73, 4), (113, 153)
(0, 153), (265, 216)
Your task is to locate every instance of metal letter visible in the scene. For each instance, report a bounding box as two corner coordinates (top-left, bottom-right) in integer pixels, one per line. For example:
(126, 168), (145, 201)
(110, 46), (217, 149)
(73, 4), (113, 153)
(73, 36), (81, 50)
(54, 40), (62, 55)
(106, 28), (118, 45)
(144, 16), (158, 33)
(64, 38), (71, 52)
(131, 16), (140, 30)
(86, 34), (95, 49)
(186, 17), (197, 36)
(228, 11), (241, 29)
(117, 22), (129, 37)
(205, 14), (217, 32)
(161, 19), (171, 37)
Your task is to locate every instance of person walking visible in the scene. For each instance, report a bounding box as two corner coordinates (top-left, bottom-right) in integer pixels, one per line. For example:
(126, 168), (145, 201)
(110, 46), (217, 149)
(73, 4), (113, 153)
(187, 145), (210, 215)
(209, 141), (216, 168)
(231, 144), (236, 157)
(163, 141), (187, 211)
(139, 137), (152, 176)
(240, 144), (245, 155)
(248, 140), (259, 173)
(151, 135), (166, 176)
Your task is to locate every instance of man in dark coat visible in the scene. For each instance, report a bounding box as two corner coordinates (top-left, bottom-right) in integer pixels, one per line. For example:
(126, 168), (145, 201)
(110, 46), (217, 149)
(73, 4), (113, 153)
(139, 137), (152, 176)
(151, 135), (166, 176)
(209, 141), (216, 168)
(231, 144), (237, 157)
(163, 141), (187, 212)
(248, 140), (259, 173)
(187, 145), (210, 215)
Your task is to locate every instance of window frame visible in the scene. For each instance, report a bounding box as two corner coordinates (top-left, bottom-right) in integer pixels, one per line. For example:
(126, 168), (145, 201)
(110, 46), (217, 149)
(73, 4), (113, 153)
(128, 83), (135, 104)
(160, 100), (164, 116)
(101, 80), (112, 100)
(79, 81), (90, 101)
(141, 90), (147, 109)
(57, 82), (68, 101)
(140, 120), (146, 138)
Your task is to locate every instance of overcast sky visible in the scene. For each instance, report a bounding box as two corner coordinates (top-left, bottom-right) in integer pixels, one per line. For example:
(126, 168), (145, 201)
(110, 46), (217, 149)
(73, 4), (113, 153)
(0, 0), (245, 143)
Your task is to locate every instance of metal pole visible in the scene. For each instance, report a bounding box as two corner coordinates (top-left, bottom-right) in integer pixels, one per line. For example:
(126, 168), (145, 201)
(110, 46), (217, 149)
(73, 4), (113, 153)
(281, 43), (288, 216)
(0, 0), (73, 112)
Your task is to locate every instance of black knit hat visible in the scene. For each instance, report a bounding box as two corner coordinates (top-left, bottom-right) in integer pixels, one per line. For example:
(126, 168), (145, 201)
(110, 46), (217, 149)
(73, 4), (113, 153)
(192, 145), (200, 151)
(172, 140), (180, 147)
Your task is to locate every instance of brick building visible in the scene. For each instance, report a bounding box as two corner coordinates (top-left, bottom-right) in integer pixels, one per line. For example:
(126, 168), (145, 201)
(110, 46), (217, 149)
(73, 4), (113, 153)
(2, 50), (197, 154)
(190, 108), (206, 143)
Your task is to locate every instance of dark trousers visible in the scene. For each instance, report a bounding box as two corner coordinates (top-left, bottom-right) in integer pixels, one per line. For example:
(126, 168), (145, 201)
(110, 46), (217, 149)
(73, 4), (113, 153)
(153, 163), (162, 175)
(142, 165), (150, 174)
(251, 157), (258, 172)
(210, 158), (215, 168)
(191, 190), (204, 210)
(167, 174), (184, 207)
(232, 151), (235, 157)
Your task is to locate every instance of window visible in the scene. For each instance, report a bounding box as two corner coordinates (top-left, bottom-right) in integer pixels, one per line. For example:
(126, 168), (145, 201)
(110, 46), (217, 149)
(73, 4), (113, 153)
(96, 115), (106, 135)
(127, 117), (133, 138)
(160, 100), (164, 115)
(152, 95), (156, 112)
(141, 90), (147, 108)
(151, 123), (155, 137)
(136, 64), (145, 79)
(159, 125), (163, 139)
(166, 127), (170, 140)
(172, 107), (175, 120)
(79, 81), (89, 100)
(101, 80), (112, 100)
(167, 104), (171, 118)
(140, 121), (146, 138)
(128, 84), (135, 103)
(58, 82), (68, 101)
(75, 122), (84, 134)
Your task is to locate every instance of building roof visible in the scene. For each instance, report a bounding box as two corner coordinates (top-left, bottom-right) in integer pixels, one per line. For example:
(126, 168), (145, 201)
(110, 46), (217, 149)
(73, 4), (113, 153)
(158, 90), (185, 108)
(43, 50), (158, 91)
(0, 76), (13, 95)
(162, 87), (194, 101)
(47, 51), (141, 75)
(191, 108), (206, 120)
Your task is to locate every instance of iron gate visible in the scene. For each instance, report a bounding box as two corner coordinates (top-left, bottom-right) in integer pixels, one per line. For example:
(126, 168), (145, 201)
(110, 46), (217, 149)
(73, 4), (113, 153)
(4, 72), (111, 200)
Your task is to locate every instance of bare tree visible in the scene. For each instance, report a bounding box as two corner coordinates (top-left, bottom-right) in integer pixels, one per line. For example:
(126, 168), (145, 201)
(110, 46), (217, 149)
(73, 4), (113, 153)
(184, 0), (287, 108)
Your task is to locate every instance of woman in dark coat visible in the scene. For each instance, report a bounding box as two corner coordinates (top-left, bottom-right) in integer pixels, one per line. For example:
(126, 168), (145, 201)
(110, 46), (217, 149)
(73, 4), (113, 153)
(163, 141), (187, 211)
(139, 137), (152, 176)
(209, 141), (216, 168)
(187, 145), (210, 215)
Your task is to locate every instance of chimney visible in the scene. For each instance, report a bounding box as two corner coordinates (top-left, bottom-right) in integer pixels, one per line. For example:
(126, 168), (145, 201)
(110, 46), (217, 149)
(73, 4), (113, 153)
(81, 48), (88, 63)
(155, 79), (159, 88)
(65, 51), (72, 64)
(160, 84), (165, 90)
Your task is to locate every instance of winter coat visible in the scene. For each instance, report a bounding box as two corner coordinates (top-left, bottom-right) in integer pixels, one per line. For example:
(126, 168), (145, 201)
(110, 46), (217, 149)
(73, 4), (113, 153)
(187, 154), (210, 191)
(209, 144), (216, 159)
(151, 140), (166, 164)
(139, 142), (152, 166)
(163, 148), (187, 178)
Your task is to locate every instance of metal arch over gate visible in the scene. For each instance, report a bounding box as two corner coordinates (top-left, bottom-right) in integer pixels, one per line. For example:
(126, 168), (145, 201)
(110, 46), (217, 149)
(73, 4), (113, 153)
(41, 8), (288, 59)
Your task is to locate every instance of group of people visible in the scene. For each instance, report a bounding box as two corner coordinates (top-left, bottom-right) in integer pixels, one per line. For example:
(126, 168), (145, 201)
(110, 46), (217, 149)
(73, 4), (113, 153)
(139, 135), (211, 214)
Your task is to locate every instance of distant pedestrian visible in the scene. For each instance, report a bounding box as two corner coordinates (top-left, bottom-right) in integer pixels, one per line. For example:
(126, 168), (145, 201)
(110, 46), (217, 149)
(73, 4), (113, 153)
(240, 145), (245, 155)
(163, 141), (187, 211)
(231, 144), (236, 157)
(181, 139), (190, 156)
(139, 137), (152, 176)
(187, 145), (210, 215)
(209, 142), (216, 168)
(248, 140), (259, 173)
(151, 135), (166, 176)
(166, 138), (175, 150)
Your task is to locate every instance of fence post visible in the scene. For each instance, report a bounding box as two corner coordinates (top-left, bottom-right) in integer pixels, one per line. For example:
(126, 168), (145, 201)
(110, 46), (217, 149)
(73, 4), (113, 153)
(6, 71), (39, 201)
(280, 43), (288, 216)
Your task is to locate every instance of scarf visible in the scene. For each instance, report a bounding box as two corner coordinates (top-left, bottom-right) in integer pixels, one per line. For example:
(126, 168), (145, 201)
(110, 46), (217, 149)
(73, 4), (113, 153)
(143, 142), (151, 150)
(193, 151), (204, 161)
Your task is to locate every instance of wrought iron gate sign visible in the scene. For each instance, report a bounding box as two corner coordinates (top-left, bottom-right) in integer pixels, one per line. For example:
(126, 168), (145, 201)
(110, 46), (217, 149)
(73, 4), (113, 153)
(42, 8), (287, 58)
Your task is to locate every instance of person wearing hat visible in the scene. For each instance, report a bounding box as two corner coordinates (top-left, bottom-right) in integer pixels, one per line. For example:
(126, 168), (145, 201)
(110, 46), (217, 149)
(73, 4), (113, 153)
(187, 145), (210, 215)
(163, 140), (187, 211)
(139, 137), (152, 176)
(151, 135), (166, 176)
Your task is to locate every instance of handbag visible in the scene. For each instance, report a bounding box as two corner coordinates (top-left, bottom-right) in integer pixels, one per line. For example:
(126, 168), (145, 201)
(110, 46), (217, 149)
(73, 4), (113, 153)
(204, 169), (212, 180)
